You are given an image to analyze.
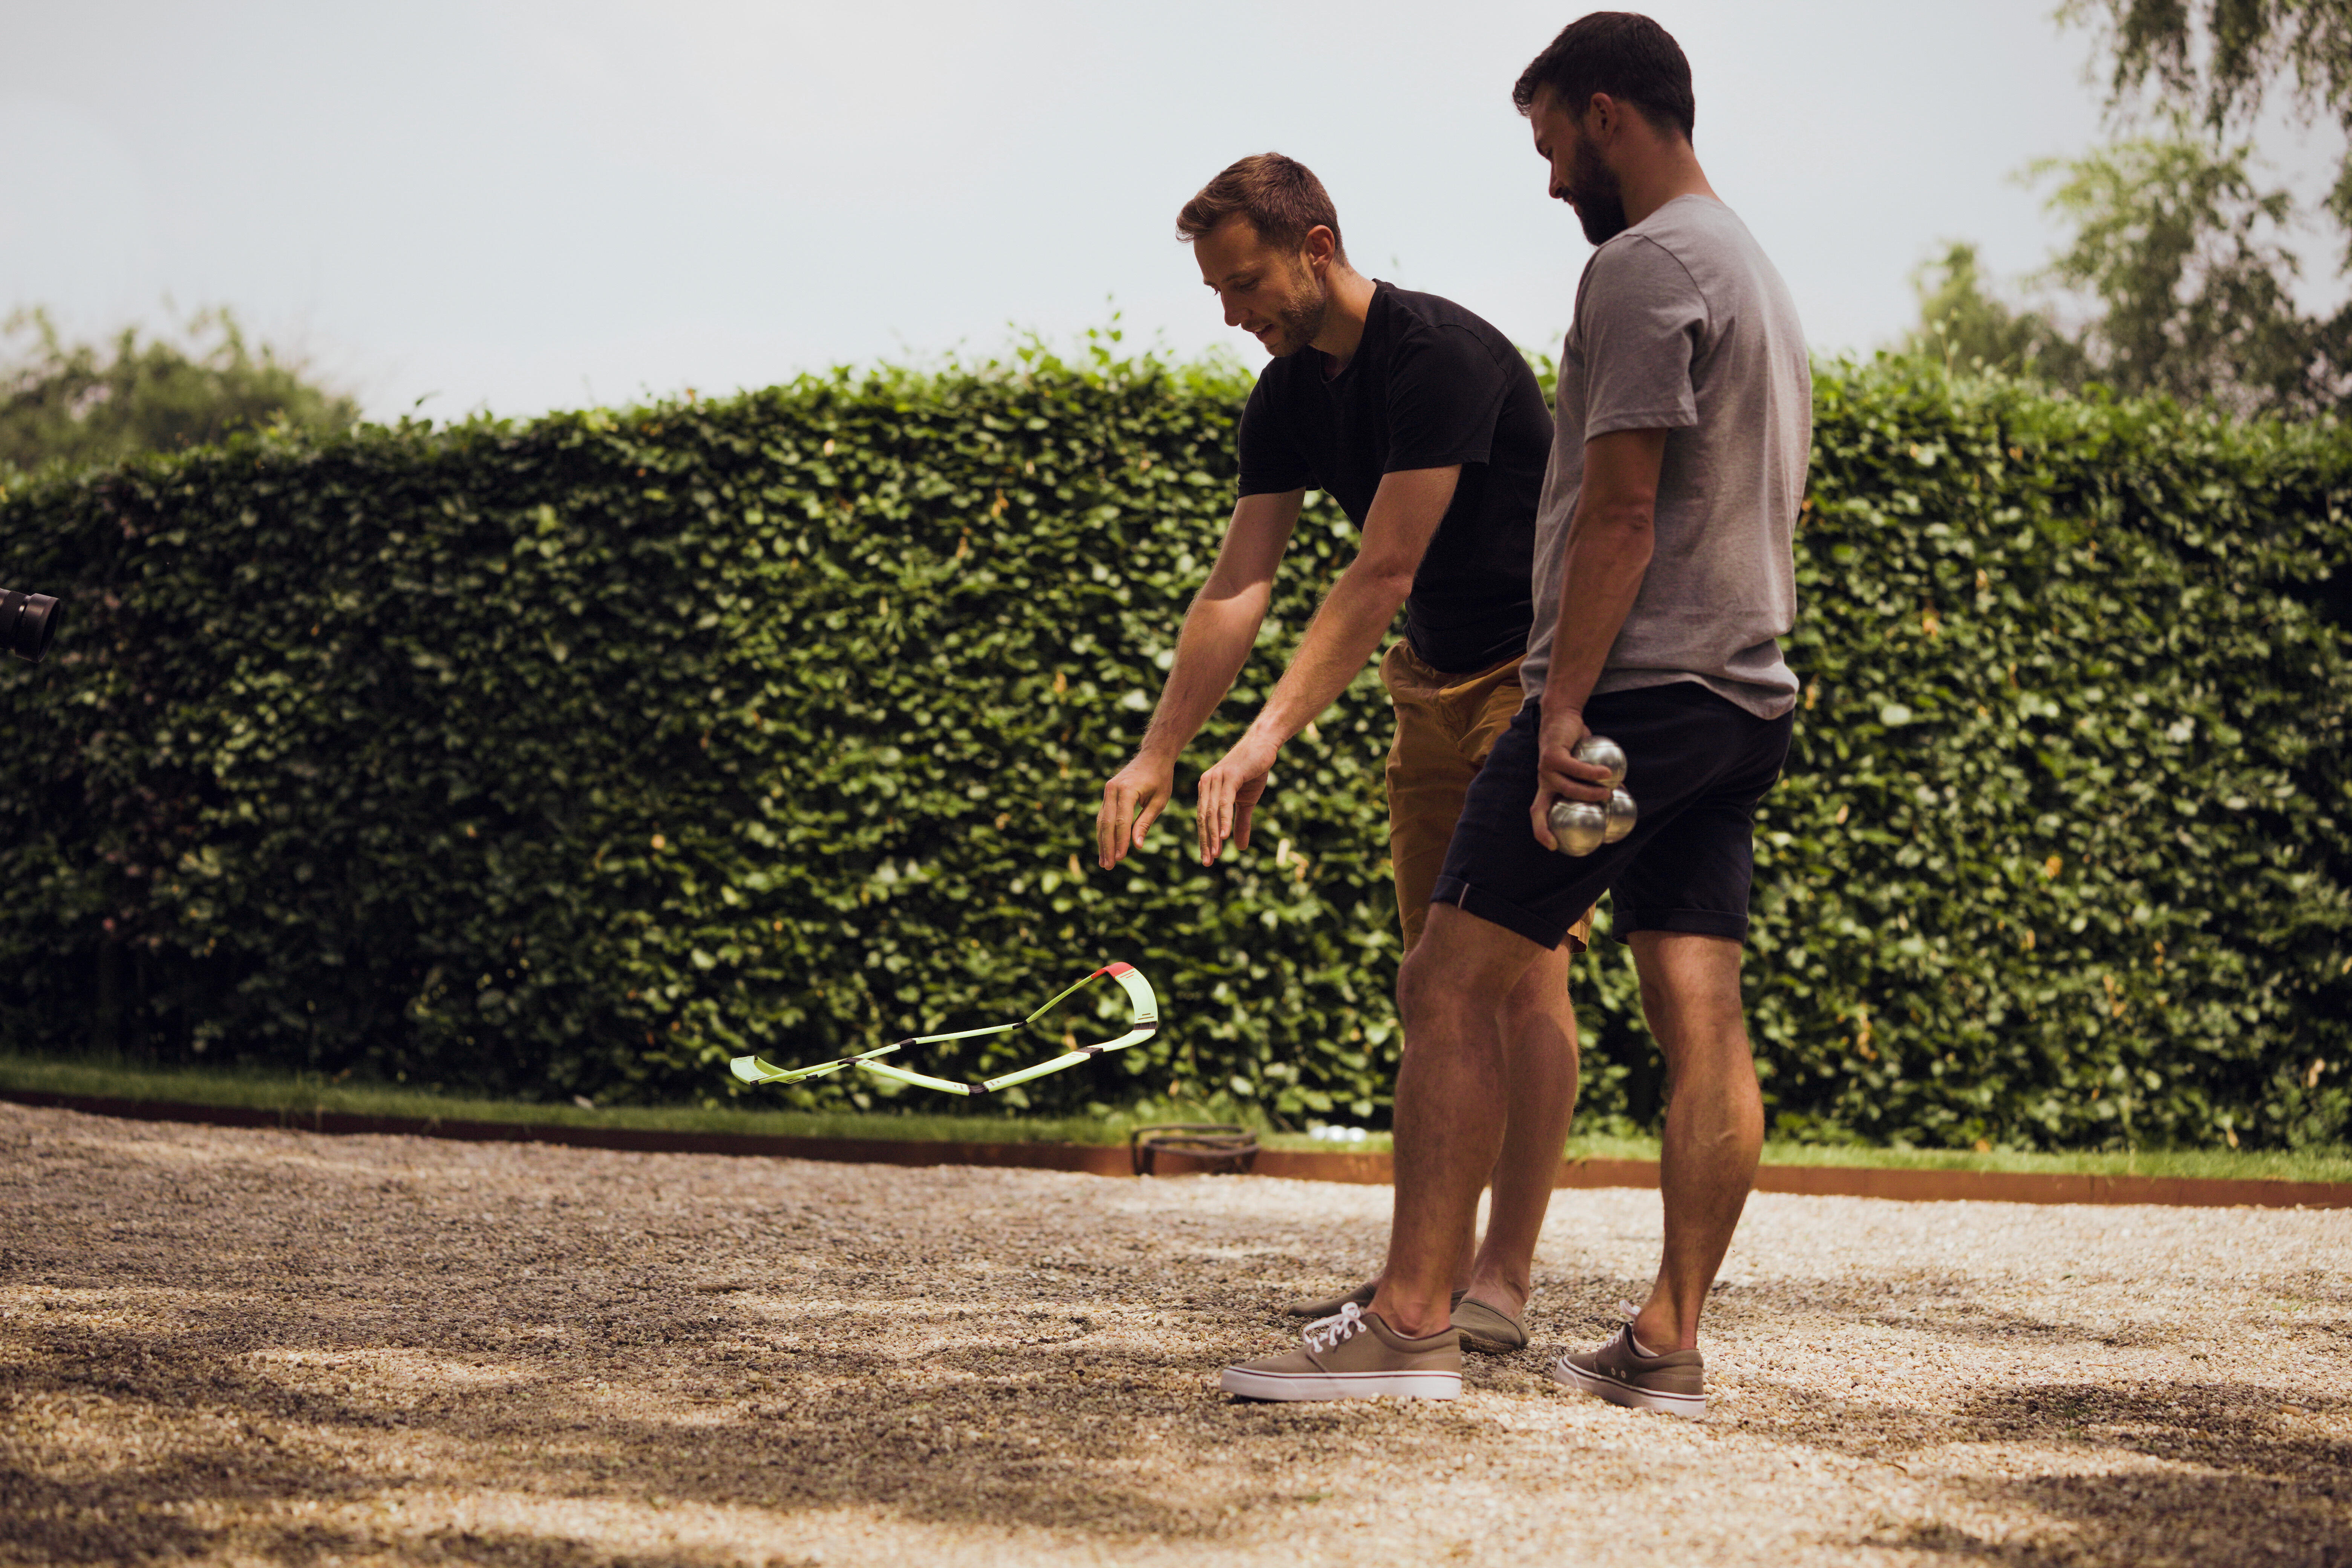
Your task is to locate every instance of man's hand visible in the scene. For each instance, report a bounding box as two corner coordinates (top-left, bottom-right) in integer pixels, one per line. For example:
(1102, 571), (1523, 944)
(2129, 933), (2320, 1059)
(1096, 753), (1176, 870)
(1529, 703), (1616, 851)
(1197, 730), (1280, 865)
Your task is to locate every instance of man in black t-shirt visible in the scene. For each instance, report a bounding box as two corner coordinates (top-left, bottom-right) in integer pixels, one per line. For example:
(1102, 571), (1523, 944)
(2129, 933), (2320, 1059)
(1094, 153), (1588, 1357)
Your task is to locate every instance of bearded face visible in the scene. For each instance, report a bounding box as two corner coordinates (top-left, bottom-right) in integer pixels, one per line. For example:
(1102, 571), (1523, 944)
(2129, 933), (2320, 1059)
(1195, 217), (1337, 360)
(1258, 260), (1331, 358)
(1532, 89), (1632, 247)
(1562, 124), (1629, 245)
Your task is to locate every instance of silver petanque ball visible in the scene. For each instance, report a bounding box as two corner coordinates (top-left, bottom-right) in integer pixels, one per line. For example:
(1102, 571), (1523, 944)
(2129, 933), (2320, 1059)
(1549, 798), (1609, 857)
(1574, 735), (1628, 789)
(1603, 786), (1638, 844)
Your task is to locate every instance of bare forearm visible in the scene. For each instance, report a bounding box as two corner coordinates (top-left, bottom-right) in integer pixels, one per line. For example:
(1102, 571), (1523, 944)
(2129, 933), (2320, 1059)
(1191, 468), (1447, 866)
(1243, 466), (1453, 746)
(1527, 430), (1666, 844)
(1136, 589), (1268, 761)
(1543, 507), (1653, 717)
(1245, 563), (1412, 745)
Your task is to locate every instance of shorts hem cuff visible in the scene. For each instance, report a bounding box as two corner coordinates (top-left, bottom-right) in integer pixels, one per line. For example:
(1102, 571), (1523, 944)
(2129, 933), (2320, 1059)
(1616, 908), (1749, 940)
(1430, 875), (1577, 950)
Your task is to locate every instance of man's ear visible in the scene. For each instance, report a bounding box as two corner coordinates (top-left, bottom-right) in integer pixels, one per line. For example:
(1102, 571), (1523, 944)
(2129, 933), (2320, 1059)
(1299, 225), (1338, 273)
(1583, 91), (1619, 145)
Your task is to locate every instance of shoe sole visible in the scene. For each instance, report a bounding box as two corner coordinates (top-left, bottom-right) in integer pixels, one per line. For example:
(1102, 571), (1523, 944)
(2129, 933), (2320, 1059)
(1549, 1355), (1706, 1419)
(1220, 1367), (1461, 1402)
(1458, 1330), (1528, 1355)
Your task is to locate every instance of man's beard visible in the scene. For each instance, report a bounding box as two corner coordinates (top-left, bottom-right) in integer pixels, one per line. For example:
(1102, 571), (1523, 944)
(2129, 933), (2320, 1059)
(1565, 136), (1629, 245)
(1265, 274), (1328, 357)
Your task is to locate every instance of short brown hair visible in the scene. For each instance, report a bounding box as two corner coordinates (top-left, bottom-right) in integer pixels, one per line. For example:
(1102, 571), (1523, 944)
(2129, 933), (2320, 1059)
(1176, 153), (1347, 262)
(1513, 12), (1695, 141)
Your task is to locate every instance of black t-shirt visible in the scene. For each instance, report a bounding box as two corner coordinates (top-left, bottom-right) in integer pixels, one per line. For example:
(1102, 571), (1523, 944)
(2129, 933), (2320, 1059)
(1237, 282), (1550, 673)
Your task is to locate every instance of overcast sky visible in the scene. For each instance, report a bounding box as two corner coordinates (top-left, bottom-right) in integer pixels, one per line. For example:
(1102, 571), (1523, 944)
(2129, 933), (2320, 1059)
(0, 0), (2235, 421)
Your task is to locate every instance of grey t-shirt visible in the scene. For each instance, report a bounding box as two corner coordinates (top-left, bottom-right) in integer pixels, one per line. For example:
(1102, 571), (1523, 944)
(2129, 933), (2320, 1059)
(1520, 194), (1811, 720)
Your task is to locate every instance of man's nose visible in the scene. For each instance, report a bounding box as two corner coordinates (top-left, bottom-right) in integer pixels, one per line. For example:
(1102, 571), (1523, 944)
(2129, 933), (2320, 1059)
(1221, 293), (1245, 328)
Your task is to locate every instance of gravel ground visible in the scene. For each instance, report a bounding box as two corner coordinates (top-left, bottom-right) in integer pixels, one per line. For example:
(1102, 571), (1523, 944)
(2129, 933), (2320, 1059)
(1, 1101), (2345, 1568)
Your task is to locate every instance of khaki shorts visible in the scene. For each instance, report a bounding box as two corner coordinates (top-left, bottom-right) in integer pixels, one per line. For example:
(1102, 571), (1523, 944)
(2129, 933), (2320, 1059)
(1382, 641), (1594, 955)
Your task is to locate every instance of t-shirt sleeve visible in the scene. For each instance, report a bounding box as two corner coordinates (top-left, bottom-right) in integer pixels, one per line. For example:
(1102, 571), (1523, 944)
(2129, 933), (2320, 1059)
(1381, 325), (1509, 473)
(1236, 374), (1311, 497)
(1578, 236), (1706, 439)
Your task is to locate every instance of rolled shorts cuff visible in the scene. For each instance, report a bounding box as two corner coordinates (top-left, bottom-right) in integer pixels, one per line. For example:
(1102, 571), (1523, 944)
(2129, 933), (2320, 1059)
(1615, 905), (1750, 940)
(1429, 873), (1581, 952)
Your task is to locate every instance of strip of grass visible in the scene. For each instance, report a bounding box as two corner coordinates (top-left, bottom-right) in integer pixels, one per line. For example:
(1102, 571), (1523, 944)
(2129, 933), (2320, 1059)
(1752, 1138), (2352, 1184)
(0, 1052), (1167, 1146)
(3, 1052), (2345, 1185)
(1276, 1132), (2352, 1183)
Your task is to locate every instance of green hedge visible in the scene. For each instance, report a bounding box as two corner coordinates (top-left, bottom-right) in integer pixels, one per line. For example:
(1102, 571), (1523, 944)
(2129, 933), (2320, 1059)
(0, 349), (2345, 1148)
(1756, 369), (2349, 1149)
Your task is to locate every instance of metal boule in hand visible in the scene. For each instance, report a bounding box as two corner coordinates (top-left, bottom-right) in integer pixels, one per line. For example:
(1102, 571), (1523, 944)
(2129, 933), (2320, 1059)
(1603, 786), (1637, 844)
(1577, 735), (1627, 788)
(1548, 798), (1608, 856)
(1548, 735), (1637, 858)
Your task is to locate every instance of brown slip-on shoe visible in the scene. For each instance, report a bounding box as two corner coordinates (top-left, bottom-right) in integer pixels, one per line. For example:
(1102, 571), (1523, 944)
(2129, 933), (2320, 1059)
(1551, 1324), (1705, 1418)
(1220, 1304), (1462, 1401)
(1285, 1283), (1467, 1320)
(1452, 1295), (1528, 1354)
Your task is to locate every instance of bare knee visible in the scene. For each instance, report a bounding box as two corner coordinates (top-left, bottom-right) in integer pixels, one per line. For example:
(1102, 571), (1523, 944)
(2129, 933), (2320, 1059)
(1498, 949), (1576, 1030)
(1396, 941), (1460, 1025)
(1630, 933), (1746, 1046)
(1397, 909), (1535, 1032)
(1392, 921), (1524, 1029)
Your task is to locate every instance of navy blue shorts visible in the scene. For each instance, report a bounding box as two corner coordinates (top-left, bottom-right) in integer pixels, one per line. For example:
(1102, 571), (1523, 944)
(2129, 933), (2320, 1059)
(1429, 681), (1794, 950)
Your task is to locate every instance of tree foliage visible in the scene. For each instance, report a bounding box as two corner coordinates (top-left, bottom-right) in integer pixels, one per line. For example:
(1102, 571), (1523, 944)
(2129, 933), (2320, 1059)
(0, 354), (2344, 1150)
(1911, 7), (2352, 411)
(2037, 128), (2349, 411)
(2067, 0), (2352, 246)
(1910, 130), (2347, 413)
(0, 308), (358, 478)
(1902, 242), (2088, 384)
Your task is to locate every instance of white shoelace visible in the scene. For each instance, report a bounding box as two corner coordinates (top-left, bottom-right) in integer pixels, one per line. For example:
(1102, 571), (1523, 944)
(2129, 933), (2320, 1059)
(1303, 1301), (1367, 1352)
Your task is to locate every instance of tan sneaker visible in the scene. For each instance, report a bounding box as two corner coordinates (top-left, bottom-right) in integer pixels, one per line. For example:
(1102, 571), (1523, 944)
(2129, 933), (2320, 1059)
(1283, 1281), (1377, 1319)
(1286, 1283), (1464, 1319)
(1452, 1295), (1528, 1354)
(1220, 1304), (1462, 1401)
(1551, 1323), (1705, 1418)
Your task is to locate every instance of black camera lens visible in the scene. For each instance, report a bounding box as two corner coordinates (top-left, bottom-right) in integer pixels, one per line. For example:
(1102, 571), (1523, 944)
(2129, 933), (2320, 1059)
(2, 588), (61, 663)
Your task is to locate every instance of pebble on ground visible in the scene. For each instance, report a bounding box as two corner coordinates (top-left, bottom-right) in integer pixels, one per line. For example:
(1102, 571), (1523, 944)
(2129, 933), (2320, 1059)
(0, 1101), (2345, 1567)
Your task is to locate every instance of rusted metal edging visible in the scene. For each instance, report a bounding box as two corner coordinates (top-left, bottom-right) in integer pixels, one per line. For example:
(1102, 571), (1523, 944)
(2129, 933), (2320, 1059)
(4, 1089), (2344, 1209)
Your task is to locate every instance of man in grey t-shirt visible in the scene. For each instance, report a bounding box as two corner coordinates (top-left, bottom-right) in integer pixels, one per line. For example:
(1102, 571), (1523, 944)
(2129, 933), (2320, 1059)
(1521, 188), (1810, 716)
(1221, 14), (1810, 1410)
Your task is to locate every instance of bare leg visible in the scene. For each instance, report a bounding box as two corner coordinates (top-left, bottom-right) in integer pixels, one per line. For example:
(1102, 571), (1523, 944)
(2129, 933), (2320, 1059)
(1370, 904), (1548, 1338)
(1359, 942), (1576, 1302)
(1625, 931), (1761, 1354)
(1462, 945), (1579, 1315)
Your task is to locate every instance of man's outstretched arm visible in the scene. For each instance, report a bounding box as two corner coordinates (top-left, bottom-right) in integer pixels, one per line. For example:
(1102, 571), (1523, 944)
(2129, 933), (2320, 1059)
(1095, 488), (1304, 869)
(1196, 464), (1460, 865)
